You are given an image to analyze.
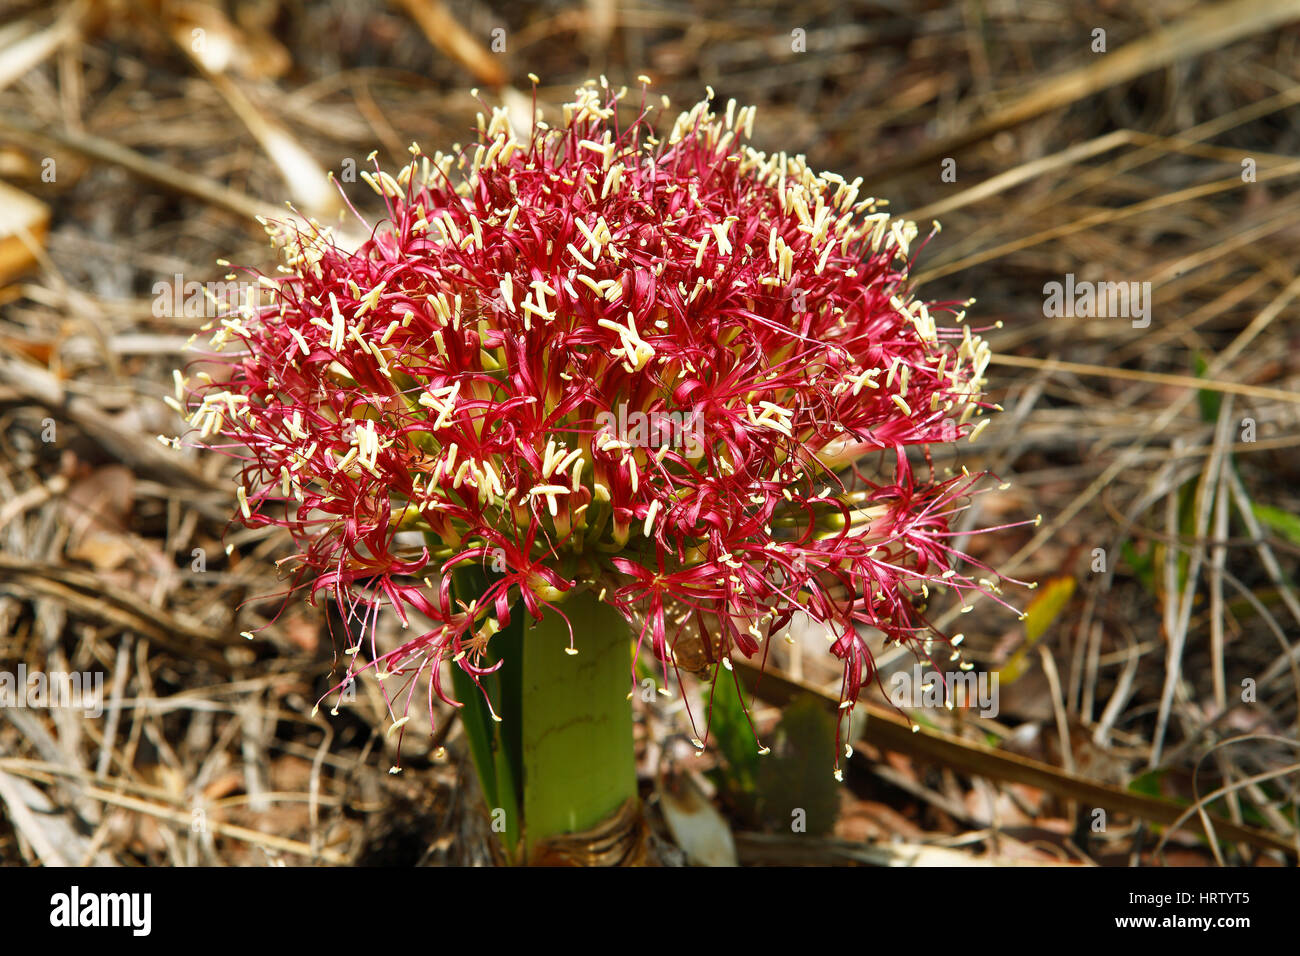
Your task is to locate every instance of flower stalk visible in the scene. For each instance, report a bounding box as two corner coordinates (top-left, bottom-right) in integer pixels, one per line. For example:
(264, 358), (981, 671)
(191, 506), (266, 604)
(451, 565), (638, 864)
(520, 587), (638, 862)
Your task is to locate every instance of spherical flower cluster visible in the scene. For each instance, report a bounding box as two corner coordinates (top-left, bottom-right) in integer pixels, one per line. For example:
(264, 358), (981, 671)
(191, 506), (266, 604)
(178, 79), (1027, 759)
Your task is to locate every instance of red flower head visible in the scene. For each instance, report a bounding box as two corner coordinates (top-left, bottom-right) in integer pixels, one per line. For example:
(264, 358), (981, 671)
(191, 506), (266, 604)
(179, 79), (1030, 769)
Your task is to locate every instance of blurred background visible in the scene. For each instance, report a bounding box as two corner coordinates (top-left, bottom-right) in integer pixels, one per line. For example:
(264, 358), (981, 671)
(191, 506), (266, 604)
(1, 0), (1299, 866)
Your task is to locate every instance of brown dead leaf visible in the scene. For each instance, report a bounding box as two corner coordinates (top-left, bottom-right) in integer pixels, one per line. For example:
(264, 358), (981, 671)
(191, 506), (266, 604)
(0, 180), (49, 284)
(281, 609), (320, 654)
(62, 463), (133, 535)
(67, 530), (138, 572)
(835, 793), (927, 842)
(201, 770), (245, 804)
(62, 464), (139, 571)
(965, 782), (1034, 828)
(269, 755), (314, 792)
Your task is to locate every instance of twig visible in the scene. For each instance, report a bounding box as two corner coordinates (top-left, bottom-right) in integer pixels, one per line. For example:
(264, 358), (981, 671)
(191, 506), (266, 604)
(0, 111), (274, 221)
(859, 0), (1300, 184)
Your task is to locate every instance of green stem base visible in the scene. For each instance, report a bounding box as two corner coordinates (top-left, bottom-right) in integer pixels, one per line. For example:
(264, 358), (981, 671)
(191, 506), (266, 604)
(521, 588), (638, 862)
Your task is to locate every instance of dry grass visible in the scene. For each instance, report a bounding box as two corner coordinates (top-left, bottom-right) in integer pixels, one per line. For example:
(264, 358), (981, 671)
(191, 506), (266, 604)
(1, 0), (1298, 866)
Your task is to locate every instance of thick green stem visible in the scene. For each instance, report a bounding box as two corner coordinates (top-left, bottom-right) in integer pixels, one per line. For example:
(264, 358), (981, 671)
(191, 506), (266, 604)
(521, 588), (637, 858)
